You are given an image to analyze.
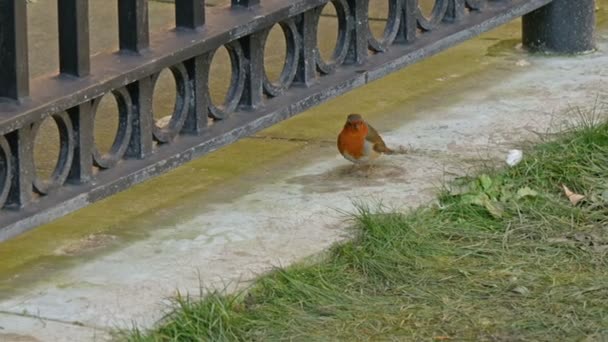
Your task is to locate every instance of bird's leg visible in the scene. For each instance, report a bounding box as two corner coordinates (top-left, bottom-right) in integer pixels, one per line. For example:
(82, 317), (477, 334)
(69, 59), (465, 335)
(364, 163), (375, 178)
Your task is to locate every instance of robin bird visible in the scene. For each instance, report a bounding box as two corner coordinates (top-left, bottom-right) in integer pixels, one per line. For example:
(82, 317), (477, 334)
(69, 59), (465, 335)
(337, 114), (394, 167)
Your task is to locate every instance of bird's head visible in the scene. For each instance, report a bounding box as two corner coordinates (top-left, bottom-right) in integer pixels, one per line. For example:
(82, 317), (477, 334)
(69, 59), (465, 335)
(344, 114), (366, 131)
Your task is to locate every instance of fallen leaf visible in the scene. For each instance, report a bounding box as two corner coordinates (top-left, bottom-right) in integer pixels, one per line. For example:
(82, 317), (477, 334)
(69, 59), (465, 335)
(479, 174), (493, 191)
(516, 187), (538, 199)
(461, 193), (489, 206)
(434, 336), (451, 341)
(461, 193), (504, 218)
(483, 199), (504, 219)
(479, 318), (492, 326)
(547, 237), (576, 246)
(156, 115), (172, 128)
(593, 245), (608, 253)
(562, 184), (585, 205)
(511, 286), (530, 296)
(572, 232), (596, 244)
(600, 190), (608, 202)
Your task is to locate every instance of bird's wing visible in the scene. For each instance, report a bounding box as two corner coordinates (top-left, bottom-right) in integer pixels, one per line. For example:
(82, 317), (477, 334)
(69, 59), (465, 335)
(366, 124), (393, 154)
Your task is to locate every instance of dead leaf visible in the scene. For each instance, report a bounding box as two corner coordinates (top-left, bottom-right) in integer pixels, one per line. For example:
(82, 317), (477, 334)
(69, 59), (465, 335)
(511, 286), (530, 296)
(434, 336), (452, 341)
(516, 187), (538, 199)
(593, 245), (608, 253)
(600, 190), (608, 202)
(483, 200), (504, 219)
(562, 184), (585, 205)
(547, 237), (576, 246)
(572, 232), (597, 244)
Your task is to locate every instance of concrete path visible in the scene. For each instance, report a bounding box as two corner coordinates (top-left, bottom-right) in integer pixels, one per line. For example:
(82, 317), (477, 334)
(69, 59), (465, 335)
(2, 2), (608, 341)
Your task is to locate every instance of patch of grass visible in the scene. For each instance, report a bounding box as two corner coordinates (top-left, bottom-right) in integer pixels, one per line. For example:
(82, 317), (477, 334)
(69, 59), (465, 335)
(124, 115), (608, 342)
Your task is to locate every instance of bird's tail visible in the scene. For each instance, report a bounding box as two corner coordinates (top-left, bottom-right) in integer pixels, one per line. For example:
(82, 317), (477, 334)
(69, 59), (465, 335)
(385, 145), (408, 155)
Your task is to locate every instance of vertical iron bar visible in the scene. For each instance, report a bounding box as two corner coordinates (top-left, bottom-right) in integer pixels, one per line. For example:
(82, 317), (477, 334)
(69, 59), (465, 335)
(0, 0), (29, 100)
(67, 103), (94, 183)
(182, 56), (209, 134)
(231, 0), (259, 8)
(294, 11), (317, 87)
(444, 0), (465, 23)
(126, 79), (154, 158)
(58, 0), (90, 77)
(176, 0), (205, 29)
(345, 0), (368, 65)
(118, 0), (150, 53)
(396, 0), (417, 43)
(239, 33), (264, 110)
(6, 128), (34, 209)
(522, 0), (595, 54)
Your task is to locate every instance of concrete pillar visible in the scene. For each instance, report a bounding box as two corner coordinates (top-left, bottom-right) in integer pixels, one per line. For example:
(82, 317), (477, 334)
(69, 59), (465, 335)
(522, 0), (595, 53)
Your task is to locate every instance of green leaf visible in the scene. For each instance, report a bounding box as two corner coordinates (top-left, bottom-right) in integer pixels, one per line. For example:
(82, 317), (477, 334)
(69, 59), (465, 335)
(461, 193), (489, 206)
(460, 193), (503, 218)
(479, 174), (493, 191)
(499, 187), (515, 202)
(483, 199), (504, 219)
(516, 187), (539, 199)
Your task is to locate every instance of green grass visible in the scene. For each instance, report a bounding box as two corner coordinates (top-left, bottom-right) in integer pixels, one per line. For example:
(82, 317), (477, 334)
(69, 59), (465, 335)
(124, 113), (608, 342)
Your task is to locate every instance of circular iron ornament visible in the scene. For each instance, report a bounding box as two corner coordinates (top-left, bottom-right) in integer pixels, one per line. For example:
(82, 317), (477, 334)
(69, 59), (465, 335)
(205, 41), (246, 120)
(32, 112), (75, 195)
(0, 135), (13, 206)
(91, 88), (134, 169)
(261, 19), (301, 98)
(367, 0), (402, 53)
(313, 0), (354, 75)
(416, 0), (449, 32)
(151, 63), (192, 143)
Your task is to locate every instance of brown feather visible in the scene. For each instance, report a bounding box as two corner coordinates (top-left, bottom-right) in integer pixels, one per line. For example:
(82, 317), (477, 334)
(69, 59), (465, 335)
(365, 123), (393, 154)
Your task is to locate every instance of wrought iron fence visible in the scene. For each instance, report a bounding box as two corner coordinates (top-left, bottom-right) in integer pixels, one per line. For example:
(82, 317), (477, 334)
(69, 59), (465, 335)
(0, 0), (595, 240)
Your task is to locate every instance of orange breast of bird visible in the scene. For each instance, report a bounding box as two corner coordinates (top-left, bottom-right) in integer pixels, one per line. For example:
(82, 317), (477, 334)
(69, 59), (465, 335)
(337, 124), (369, 162)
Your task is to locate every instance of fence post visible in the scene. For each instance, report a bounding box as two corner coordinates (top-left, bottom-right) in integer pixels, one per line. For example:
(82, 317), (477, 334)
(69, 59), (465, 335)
(522, 0), (595, 53)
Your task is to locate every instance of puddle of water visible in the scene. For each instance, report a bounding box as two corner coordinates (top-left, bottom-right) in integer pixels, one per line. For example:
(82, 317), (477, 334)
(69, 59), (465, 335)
(287, 160), (410, 194)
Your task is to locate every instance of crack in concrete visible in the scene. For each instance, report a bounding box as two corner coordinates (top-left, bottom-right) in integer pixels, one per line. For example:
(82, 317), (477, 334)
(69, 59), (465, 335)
(0, 310), (109, 332)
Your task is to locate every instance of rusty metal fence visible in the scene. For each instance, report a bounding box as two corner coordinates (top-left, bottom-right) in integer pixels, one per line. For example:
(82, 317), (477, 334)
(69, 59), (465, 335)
(0, 0), (595, 240)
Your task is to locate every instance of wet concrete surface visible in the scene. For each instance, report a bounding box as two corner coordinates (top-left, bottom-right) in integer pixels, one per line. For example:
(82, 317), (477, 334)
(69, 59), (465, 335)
(2, 1), (608, 341)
